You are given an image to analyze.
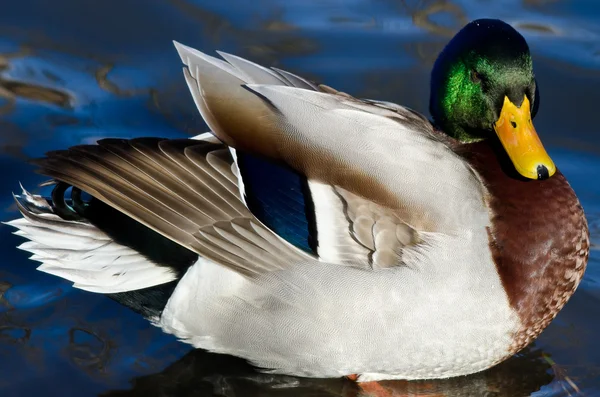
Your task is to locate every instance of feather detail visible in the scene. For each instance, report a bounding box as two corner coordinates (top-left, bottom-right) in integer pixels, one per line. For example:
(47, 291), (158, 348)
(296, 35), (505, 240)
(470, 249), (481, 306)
(173, 45), (488, 266)
(31, 138), (314, 277)
(5, 186), (177, 293)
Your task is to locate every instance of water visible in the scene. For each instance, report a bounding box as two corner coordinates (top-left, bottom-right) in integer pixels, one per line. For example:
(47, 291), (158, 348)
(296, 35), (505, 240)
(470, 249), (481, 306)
(0, 0), (599, 396)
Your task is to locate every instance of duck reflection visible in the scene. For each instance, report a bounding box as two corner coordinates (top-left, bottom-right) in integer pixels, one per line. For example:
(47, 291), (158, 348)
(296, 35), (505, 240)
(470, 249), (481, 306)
(103, 347), (554, 397)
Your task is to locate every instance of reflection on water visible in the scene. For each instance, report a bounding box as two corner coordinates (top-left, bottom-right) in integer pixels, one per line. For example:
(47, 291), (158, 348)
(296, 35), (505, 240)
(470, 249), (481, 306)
(0, 47), (72, 119)
(100, 347), (566, 397)
(0, 0), (599, 396)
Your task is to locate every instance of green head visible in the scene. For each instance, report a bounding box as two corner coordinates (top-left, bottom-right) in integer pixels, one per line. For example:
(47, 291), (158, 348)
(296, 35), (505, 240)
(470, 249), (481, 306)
(430, 19), (555, 180)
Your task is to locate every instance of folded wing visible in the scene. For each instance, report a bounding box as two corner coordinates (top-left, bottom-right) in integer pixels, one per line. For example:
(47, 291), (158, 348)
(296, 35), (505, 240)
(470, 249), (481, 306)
(24, 45), (487, 279)
(175, 43), (488, 268)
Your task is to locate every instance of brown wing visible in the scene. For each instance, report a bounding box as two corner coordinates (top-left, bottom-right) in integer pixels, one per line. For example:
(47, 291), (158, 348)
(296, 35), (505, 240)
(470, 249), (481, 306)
(32, 138), (313, 276)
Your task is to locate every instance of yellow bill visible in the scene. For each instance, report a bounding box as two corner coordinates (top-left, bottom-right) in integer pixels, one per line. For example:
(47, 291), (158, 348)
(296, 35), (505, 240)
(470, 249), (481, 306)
(493, 95), (556, 180)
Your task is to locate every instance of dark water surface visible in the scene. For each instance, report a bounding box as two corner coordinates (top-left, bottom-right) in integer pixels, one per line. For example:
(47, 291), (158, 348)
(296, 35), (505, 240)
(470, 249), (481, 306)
(1, 1), (599, 396)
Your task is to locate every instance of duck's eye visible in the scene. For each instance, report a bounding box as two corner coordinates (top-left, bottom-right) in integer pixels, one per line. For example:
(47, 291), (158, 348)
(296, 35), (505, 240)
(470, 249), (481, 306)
(470, 70), (482, 84)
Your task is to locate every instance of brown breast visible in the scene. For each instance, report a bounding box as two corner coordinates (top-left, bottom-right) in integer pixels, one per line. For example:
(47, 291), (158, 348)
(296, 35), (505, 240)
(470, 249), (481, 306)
(457, 140), (589, 353)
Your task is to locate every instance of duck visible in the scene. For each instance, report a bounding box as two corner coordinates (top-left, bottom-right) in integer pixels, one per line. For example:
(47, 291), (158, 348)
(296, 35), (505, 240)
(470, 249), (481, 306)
(6, 19), (589, 382)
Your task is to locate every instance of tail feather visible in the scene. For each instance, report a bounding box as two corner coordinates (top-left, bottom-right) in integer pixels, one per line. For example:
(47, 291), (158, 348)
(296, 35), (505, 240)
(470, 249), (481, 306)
(5, 185), (177, 293)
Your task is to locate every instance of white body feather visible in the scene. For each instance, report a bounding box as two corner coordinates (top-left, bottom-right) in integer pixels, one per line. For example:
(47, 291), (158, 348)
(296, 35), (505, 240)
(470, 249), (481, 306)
(161, 231), (519, 380)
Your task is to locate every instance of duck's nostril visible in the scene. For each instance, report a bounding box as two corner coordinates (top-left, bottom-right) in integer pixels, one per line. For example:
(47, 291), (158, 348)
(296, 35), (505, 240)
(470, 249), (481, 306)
(537, 165), (549, 180)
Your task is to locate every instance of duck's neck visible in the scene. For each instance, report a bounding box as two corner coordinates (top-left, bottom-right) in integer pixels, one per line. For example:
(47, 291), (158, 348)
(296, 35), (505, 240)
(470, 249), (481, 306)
(459, 139), (589, 353)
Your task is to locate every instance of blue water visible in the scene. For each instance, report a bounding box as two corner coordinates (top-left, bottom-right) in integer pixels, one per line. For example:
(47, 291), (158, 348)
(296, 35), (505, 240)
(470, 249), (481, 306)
(1, 1), (599, 396)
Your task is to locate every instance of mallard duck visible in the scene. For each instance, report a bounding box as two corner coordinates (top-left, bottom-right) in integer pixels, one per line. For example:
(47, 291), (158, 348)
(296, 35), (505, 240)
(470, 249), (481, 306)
(6, 19), (589, 382)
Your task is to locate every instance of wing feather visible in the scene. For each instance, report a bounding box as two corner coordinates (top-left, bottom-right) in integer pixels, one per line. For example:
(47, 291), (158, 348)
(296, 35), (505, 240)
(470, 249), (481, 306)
(173, 45), (488, 267)
(32, 139), (314, 276)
